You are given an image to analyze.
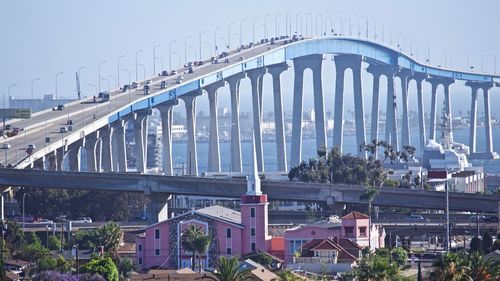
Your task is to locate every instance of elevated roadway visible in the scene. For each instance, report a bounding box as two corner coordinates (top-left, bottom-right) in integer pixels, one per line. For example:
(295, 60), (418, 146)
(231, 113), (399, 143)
(0, 168), (497, 213)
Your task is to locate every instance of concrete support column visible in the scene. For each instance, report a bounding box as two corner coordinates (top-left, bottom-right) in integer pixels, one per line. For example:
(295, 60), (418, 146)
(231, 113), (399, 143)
(112, 119), (128, 172)
(397, 70), (411, 147)
(367, 67), (382, 144)
(158, 99), (179, 176)
(100, 125), (114, 172)
(205, 81), (226, 173)
(443, 81), (454, 143)
(65, 141), (83, 171)
(180, 91), (202, 176)
(428, 80), (439, 140)
(351, 56), (366, 158)
(84, 131), (100, 172)
(267, 63), (288, 172)
(413, 75), (427, 153)
(56, 147), (64, 171)
(246, 68), (267, 172)
(312, 59), (327, 152)
(226, 73), (246, 173)
(483, 88), (493, 153)
(332, 58), (346, 152)
(290, 60), (305, 168)
(133, 110), (151, 173)
(466, 83), (479, 153)
(386, 71), (398, 149)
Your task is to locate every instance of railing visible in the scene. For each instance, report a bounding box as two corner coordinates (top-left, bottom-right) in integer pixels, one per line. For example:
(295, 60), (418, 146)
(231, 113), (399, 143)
(293, 257), (338, 264)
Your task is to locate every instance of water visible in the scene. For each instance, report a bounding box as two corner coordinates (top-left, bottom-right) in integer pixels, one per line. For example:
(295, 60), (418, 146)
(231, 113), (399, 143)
(170, 127), (500, 174)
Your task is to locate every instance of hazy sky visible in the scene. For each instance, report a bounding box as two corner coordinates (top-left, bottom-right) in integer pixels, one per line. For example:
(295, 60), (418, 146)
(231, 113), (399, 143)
(1, 0), (500, 118)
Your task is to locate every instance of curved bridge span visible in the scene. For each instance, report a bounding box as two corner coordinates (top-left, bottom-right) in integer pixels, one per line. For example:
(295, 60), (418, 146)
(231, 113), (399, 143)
(3, 36), (500, 174)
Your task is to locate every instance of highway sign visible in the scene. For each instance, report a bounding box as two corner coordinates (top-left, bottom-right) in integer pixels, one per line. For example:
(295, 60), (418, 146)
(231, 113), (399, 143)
(0, 108), (32, 118)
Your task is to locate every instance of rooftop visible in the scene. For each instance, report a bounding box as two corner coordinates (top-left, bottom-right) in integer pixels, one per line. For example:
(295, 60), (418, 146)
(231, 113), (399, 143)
(195, 205), (242, 226)
(342, 211), (369, 220)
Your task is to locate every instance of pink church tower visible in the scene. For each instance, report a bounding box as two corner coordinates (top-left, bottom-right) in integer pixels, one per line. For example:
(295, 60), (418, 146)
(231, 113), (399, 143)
(241, 132), (269, 254)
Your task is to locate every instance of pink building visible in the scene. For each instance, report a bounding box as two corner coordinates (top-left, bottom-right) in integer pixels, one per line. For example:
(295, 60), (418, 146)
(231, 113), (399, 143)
(283, 211), (385, 263)
(136, 133), (270, 270)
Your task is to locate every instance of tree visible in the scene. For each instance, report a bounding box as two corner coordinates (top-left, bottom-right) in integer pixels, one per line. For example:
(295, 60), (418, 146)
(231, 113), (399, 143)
(74, 223), (123, 257)
(467, 251), (495, 281)
(429, 252), (471, 281)
(469, 236), (481, 253)
(3, 220), (25, 255)
(493, 238), (500, 251)
(278, 270), (304, 281)
(82, 256), (119, 281)
(48, 235), (61, 251)
(182, 225), (203, 271)
(117, 258), (135, 279)
(208, 256), (251, 281)
(194, 234), (211, 272)
(389, 247), (408, 268)
(19, 241), (50, 262)
(481, 232), (493, 253)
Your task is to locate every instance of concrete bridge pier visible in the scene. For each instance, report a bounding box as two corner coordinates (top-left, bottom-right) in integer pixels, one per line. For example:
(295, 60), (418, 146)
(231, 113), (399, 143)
(205, 81), (226, 173)
(311, 56), (327, 154)
(443, 79), (455, 142)
(484, 86), (493, 154)
(84, 131), (100, 172)
(385, 69), (398, 149)
(290, 58), (306, 168)
(158, 99), (179, 176)
(145, 192), (172, 223)
(99, 125), (114, 172)
(133, 110), (152, 173)
(412, 74), (427, 153)
(466, 81), (480, 153)
(55, 147), (64, 171)
(226, 73), (246, 173)
(111, 119), (128, 172)
(181, 91), (202, 176)
(246, 68), (267, 172)
(267, 63), (289, 172)
(396, 69), (411, 148)
(427, 78), (439, 140)
(333, 55), (366, 156)
(32, 157), (45, 170)
(65, 140), (83, 171)
(367, 65), (383, 146)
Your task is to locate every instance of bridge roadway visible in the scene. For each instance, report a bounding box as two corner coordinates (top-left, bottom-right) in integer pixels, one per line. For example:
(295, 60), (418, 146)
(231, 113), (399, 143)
(1, 39), (283, 168)
(0, 169), (497, 213)
(4, 35), (500, 172)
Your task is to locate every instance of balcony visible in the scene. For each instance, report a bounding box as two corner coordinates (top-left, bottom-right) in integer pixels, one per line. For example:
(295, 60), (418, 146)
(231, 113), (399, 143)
(293, 256), (338, 264)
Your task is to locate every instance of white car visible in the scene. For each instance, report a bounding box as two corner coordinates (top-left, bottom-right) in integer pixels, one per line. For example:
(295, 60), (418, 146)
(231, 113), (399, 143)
(72, 217), (92, 224)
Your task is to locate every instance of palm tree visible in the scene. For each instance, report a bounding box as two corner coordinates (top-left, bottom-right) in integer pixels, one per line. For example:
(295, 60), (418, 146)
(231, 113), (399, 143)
(182, 225), (204, 270)
(193, 234), (212, 272)
(467, 251), (498, 281)
(208, 256), (252, 281)
(360, 186), (379, 250)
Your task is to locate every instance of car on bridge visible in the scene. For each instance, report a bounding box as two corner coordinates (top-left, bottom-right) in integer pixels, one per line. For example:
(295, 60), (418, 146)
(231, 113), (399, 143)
(52, 105), (64, 111)
(406, 214), (425, 221)
(71, 217), (92, 224)
(483, 215), (498, 223)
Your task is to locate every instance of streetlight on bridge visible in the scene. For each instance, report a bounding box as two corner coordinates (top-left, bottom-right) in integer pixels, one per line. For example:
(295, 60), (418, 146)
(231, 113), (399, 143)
(227, 22), (234, 49)
(214, 26), (224, 55)
(78, 66), (86, 100)
(117, 55), (125, 87)
(98, 60), (107, 93)
(169, 40), (176, 71)
(184, 36), (192, 65)
(30, 78), (40, 100)
(264, 14), (271, 39)
(88, 83), (98, 117)
(172, 52), (181, 70)
(239, 19), (247, 47)
(55, 72), (64, 105)
(188, 47), (196, 62)
(274, 13), (282, 38)
(252, 17), (260, 43)
(135, 49), (143, 81)
(121, 69), (131, 103)
(153, 43), (161, 76)
(198, 30), (206, 60)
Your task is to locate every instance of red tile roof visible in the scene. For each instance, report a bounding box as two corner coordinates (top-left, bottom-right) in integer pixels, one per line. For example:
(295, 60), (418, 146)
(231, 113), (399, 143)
(301, 238), (359, 262)
(342, 211), (369, 219)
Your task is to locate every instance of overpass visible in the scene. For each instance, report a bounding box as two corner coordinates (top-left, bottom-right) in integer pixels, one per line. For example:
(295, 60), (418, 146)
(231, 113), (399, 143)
(2, 33), (500, 176)
(0, 169), (497, 213)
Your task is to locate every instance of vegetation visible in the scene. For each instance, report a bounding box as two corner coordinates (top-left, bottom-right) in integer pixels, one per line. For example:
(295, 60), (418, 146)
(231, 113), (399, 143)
(429, 251), (499, 281)
(278, 270), (305, 281)
(345, 247), (412, 281)
(181, 225), (211, 272)
(208, 256), (251, 281)
(15, 189), (149, 221)
(73, 223), (124, 258)
(82, 256), (119, 281)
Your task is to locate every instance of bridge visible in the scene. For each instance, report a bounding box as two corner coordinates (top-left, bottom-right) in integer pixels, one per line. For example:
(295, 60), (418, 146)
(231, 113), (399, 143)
(3, 34), (500, 175)
(0, 169), (497, 213)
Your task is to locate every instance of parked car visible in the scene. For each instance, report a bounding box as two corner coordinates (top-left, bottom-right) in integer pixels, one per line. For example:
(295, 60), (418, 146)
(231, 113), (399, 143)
(72, 217), (92, 224)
